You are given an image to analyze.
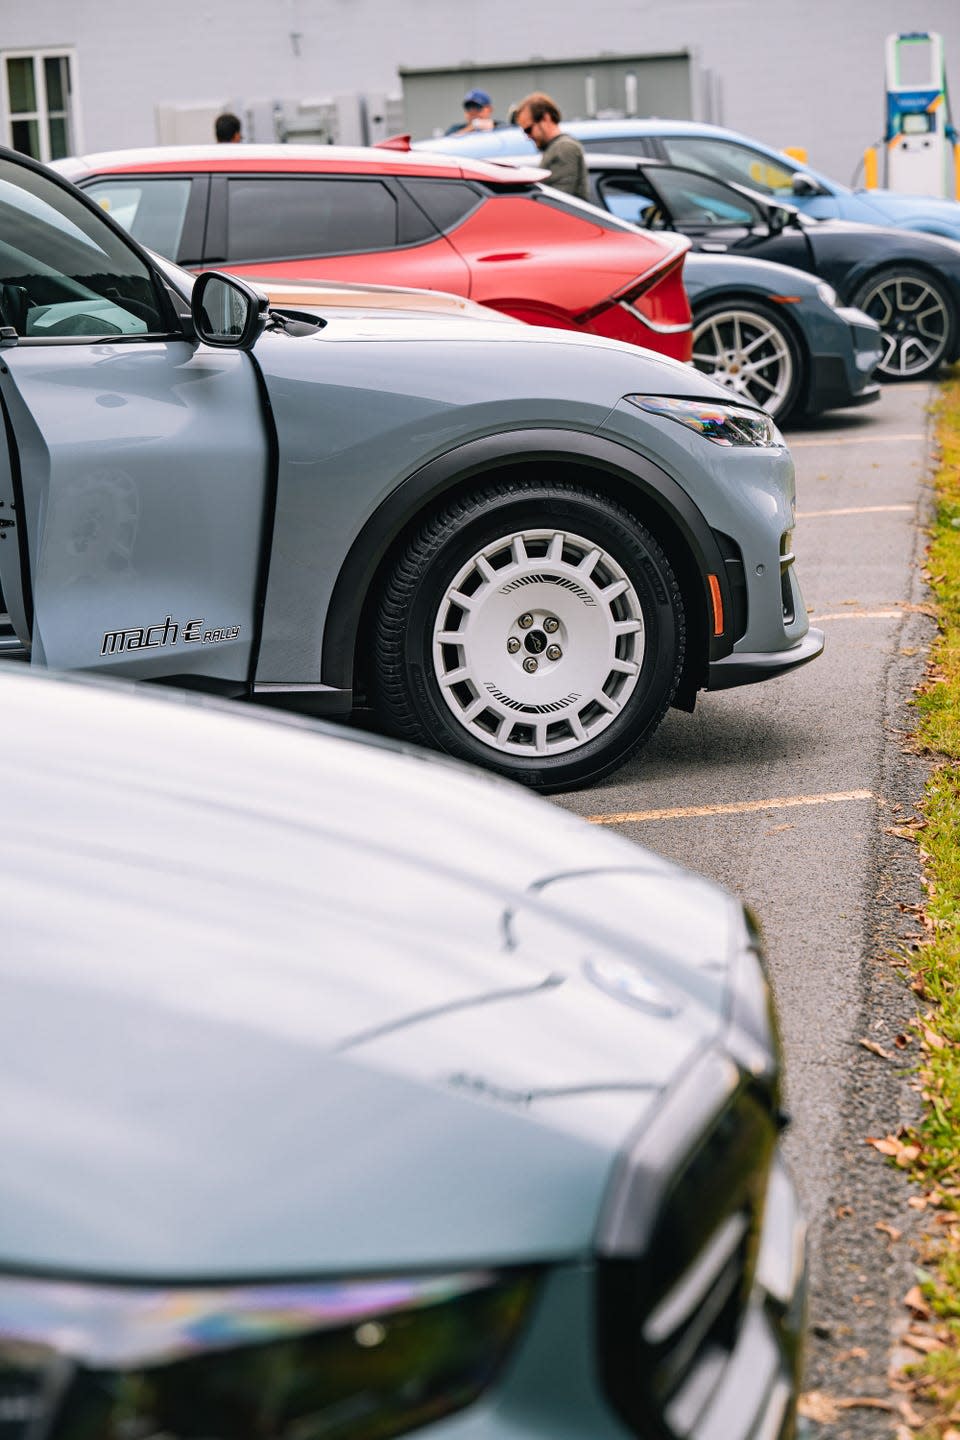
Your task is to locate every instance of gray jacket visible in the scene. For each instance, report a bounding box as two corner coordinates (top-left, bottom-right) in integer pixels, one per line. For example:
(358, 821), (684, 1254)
(539, 133), (590, 201)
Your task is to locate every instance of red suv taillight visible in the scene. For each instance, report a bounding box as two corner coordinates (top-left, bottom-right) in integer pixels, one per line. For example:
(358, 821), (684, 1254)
(578, 253), (693, 362)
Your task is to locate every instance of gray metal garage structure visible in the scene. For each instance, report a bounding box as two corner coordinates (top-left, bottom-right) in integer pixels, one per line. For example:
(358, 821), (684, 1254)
(401, 52), (697, 140)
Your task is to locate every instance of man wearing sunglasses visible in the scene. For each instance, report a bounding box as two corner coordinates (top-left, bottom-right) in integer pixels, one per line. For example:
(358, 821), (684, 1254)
(514, 92), (590, 201)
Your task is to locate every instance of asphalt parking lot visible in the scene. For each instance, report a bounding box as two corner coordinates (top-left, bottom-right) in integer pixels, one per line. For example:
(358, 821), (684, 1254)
(555, 382), (937, 1408)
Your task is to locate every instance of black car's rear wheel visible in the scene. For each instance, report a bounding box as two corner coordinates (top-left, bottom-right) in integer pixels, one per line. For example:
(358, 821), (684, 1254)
(691, 301), (802, 424)
(374, 480), (686, 792)
(851, 265), (953, 380)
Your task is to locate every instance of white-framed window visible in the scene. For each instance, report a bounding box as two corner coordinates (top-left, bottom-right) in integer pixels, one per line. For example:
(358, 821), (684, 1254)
(1, 50), (80, 162)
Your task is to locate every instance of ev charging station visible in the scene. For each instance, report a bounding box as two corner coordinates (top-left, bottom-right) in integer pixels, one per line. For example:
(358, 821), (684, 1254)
(875, 31), (958, 197)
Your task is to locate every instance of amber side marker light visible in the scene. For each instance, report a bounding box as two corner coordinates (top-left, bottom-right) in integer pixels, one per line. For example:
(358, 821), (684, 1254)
(708, 573), (724, 636)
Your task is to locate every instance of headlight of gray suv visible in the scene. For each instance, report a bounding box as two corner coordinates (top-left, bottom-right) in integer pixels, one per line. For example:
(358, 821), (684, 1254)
(626, 396), (781, 448)
(0, 1267), (538, 1438)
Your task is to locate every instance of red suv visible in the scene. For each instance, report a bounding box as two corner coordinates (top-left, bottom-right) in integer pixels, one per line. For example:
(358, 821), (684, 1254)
(58, 144), (692, 360)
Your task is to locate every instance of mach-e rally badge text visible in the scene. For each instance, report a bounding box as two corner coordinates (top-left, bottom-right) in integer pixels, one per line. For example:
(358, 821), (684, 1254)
(101, 615), (241, 656)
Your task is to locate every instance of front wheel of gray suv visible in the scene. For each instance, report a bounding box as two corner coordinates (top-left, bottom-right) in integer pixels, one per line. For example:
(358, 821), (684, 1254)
(374, 479), (686, 792)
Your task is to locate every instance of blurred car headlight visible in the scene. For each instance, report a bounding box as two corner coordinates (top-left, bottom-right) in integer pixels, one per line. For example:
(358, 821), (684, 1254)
(596, 1049), (778, 1433)
(727, 911), (782, 1095)
(0, 1267), (538, 1439)
(815, 281), (839, 308)
(626, 396), (781, 448)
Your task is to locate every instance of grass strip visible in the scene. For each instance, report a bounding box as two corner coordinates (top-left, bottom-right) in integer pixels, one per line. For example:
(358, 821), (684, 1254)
(895, 366), (960, 1431)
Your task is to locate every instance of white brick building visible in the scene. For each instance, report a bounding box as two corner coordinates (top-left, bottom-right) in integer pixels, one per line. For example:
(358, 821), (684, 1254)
(1, 0), (958, 185)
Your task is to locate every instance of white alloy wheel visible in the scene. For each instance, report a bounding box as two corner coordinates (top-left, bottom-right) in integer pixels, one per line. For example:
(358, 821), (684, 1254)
(854, 269), (951, 379)
(432, 527), (645, 757)
(692, 306), (797, 420)
(376, 481), (685, 791)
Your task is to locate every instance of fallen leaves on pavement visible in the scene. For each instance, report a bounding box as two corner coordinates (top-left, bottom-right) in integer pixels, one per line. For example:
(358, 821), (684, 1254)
(860, 1037), (896, 1060)
(902, 1328), (947, 1355)
(903, 1284), (931, 1320)
(867, 1133), (922, 1166)
(798, 1392), (895, 1424)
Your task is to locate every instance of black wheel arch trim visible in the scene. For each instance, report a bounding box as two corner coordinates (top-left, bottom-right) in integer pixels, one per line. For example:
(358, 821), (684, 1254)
(320, 427), (734, 695)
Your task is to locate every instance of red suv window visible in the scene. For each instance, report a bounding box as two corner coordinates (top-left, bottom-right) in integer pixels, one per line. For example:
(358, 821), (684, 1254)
(226, 177), (398, 260)
(400, 179), (483, 235)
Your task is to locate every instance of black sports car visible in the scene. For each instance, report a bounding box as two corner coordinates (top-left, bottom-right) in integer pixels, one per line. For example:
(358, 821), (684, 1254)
(585, 153), (960, 381)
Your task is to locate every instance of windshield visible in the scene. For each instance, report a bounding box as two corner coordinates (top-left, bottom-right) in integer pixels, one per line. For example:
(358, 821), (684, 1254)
(656, 134), (841, 199)
(0, 160), (166, 337)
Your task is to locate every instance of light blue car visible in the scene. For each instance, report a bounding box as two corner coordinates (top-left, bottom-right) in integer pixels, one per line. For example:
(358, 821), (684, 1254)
(417, 118), (960, 241)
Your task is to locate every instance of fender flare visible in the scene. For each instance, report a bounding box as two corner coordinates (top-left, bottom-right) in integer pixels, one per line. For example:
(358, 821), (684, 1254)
(320, 426), (733, 692)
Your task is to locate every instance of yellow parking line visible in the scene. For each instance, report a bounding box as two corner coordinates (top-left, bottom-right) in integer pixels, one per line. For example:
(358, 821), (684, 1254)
(797, 504), (914, 518)
(789, 433), (924, 447)
(587, 789), (874, 826)
(809, 609), (903, 622)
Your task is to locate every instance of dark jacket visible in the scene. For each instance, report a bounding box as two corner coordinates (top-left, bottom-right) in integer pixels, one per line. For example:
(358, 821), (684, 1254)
(539, 133), (590, 201)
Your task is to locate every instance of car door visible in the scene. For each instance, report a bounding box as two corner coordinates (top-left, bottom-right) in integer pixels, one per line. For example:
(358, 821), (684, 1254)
(631, 166), (817, 273)
(589, 170), (662, 226)
(0, 152), (269, 685)
(206, 172), (472, 293)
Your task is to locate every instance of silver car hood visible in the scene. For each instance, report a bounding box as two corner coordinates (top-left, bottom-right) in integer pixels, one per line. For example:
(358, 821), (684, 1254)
(253, 305), (736, 424)
(3, 670), (743, 1277)
(309, 302), (702, 368)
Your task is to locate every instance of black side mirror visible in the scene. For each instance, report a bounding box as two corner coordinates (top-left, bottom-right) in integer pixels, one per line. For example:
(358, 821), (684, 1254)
(791, 172), (823, 198)
(192, 272), (268, 350)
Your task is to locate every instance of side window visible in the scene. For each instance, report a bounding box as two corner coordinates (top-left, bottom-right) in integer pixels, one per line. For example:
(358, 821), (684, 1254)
(578, 137), (660, 157)
(660, 137), (796, 196)
(401, 179), (482, 235)
(530, 189), (637, 233)
(646, 168), (759, 226)
(2, 51), (77, 162)
(0, 158), (166, 338)
(595, 175), (660, 226)
(226, 178), (397, 260)
(84, 178), (193, 260)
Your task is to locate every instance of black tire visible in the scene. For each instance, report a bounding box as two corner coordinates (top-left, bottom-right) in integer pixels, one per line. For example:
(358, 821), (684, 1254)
(374, 479), (686, 793)
(850, 265), (954, 380)
(691, 299), (803, 424)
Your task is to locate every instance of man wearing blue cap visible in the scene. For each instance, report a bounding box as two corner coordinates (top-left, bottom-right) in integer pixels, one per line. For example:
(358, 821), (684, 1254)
(445, 89), (499, 136)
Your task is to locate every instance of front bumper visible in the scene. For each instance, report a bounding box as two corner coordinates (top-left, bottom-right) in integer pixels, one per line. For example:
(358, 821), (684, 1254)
(417, 1155), (806, 1440)
(696, 1158), (807, 1440)
(805, 306), (882, 417)
(707, 627), (825, 691)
